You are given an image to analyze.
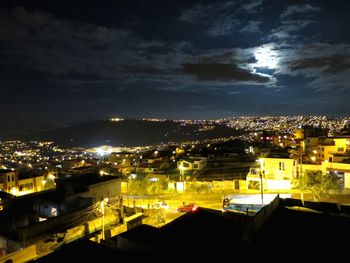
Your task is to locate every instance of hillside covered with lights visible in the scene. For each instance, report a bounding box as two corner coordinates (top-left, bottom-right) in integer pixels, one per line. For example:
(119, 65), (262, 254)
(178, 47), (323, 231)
(22, 118), (244, 148)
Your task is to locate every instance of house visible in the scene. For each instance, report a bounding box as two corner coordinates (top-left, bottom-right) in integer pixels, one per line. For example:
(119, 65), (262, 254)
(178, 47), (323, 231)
(0, 169), (45, 196)
(68, 165), (98, 175)
(302, 136), (350, 163)
(316, 137), (350, 163)
(0, 173), (123, 255)
(247, 151), (298, 191)
(109, 152), (137, 175)
(135, 160), (170, 174)
(0, 169), (18, 194)
(249, 148), (350, 191)
(177, 157), (207, 174)
(56, 173), (123, 203)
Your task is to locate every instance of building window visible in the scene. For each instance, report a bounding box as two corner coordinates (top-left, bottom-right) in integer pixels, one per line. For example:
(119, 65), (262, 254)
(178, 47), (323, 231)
(11, 175), (14, 181)
(322, 154), (324, 158)
(51, 207), (58, 217)
(279, 162), (285, 171)
(183, 162), (190, 168)
(338, 147), (344, 152)
(193, 164), (198, 169)
(7, 176), (10, 182)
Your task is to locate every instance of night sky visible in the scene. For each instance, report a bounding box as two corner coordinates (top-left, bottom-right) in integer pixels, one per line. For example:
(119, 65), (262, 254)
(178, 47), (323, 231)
(1, 0), (350, 129)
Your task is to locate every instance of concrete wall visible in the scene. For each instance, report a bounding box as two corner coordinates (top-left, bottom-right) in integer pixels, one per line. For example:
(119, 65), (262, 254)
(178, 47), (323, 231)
(211, 180), (234, 190)
(345, 173), (350, 189)
(242, 195), (280, 241)
(0, 244), (37, 262)
(265, 179), (291, 190)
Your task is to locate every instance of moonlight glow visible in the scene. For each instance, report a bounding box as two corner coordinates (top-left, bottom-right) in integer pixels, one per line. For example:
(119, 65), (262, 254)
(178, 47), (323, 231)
(253, 44), (279, 70)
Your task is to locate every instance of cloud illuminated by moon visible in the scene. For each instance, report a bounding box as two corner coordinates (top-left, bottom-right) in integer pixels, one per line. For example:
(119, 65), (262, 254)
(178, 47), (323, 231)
(235, 43), (280, 84)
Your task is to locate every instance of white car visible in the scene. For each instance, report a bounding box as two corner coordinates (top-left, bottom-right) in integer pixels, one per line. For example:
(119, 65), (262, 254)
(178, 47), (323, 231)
(152, 201), (169, 210)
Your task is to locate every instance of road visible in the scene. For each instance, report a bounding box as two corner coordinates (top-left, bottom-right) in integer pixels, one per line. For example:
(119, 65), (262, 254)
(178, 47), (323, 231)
(128, 188), (350, 228)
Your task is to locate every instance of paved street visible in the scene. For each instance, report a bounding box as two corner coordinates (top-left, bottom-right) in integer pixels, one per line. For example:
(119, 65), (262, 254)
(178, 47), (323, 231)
(126, 188), (350, 226)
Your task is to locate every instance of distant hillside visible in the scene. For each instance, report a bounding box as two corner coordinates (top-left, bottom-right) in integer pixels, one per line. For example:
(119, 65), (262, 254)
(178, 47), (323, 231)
(24, 119), (244, 147)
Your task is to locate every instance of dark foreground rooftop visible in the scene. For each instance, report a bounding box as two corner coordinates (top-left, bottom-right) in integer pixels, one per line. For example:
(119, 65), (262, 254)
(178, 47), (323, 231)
(31, 200), (350, 262)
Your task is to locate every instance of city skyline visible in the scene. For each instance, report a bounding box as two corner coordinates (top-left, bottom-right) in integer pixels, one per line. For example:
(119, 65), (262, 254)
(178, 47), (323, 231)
(1, 0), (350, 130)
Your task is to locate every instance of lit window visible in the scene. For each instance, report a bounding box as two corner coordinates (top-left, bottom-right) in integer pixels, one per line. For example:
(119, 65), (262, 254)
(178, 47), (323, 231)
(279, 162), (285, 171)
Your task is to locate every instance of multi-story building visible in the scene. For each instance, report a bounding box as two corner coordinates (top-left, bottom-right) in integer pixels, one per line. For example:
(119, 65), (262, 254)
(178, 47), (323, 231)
(248, 150), (350, 191)
(301, 136), (350, 163)
(301, 137), (319, 160)
(0, 169), (44, 196)
(246, 152), (298, 191)
(316, 137), (349, 163)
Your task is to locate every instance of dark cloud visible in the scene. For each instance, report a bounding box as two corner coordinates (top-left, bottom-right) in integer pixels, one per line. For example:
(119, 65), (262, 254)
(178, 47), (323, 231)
(280, 4), (321, 19)
(240, 20), (262, 33)
(270, 19), (317, 41)
(240, 0), (264, 14)
(207, 15), (240, 37)
(0, 6), (169, 80)
(122, 66), (171, 76)
(179, 1), (237, 24)
(290, 55), (350, 74)
(273, 42), (350, 91)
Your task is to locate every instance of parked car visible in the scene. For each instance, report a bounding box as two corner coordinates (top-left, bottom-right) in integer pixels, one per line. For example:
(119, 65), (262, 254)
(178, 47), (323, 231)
(152, 201), (169, 210)
(177, 203), (198, 212)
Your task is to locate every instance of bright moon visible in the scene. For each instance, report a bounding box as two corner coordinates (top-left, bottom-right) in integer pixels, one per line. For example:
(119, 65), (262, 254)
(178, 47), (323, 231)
(254, 44), (279, 69)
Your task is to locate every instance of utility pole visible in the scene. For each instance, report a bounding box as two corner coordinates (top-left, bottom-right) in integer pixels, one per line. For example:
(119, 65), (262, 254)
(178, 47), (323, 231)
(258, 158), (264, 206)
(260, 171), (264, 205)
(299, 151), (303, 178)
(101, 199), (106, 241)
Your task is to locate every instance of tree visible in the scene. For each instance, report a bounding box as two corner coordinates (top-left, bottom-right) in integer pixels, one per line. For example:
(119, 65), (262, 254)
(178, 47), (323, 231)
(128, 179), (146, 197)
(297, 171), (341, 202)
(127, 178), (170, 208)
(147, 178), (169, 198)
(44, 177), (56, 190)
(187, 181), (210, 200)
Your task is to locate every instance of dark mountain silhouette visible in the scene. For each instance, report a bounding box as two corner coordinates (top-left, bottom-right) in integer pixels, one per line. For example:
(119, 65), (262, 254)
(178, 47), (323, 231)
(20, 119), (244, 147)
